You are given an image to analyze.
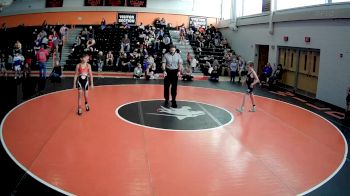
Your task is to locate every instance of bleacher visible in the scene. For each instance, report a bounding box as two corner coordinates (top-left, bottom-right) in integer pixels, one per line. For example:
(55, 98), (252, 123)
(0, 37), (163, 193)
(64, 24), (171, 73)
(190, 40), (232, 76)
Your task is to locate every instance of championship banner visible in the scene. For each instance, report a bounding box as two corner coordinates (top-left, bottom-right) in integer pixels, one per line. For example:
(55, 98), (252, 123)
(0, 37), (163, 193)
(117, 13), (137, 25)
(126, 0), (146, 7)
(189, 16), (207, 28)
(105, 0), (126, 6)
(85, 0), (103, 6)
(46, 0), (63, 7)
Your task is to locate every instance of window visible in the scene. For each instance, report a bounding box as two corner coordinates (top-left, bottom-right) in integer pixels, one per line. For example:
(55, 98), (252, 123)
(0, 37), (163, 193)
(222, 0), (232, 19)
(276, 0), (326, 10)
(331, 0), (350, 2)
(243, 0), (263, 15)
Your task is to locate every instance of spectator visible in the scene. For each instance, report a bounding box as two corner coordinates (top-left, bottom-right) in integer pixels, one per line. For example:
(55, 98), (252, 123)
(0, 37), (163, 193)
(179, 26), (186, 44)
(123, 22), (130, 29)
(22, 61), (31, 79)
(36, 45), (49, 79)
(160, 18), (167, 29)
(106, 51), (114, 66)
(120, 52), (130, 72)
(101, 18), (106, 30)
(14, 40), (22, 54)
(259, 63), (273, 84)
(86, 38), (96, 52)
(0, 53), (7, 77)
(182, 63), (193, 81)
(230, 60), (238, 83)
(146, 62), (156, 80)
(13, 53), (24, 79)
(186, 52), (192, 66)
(190, 57), (198, 72)
(133, 63), (143, 79)
(58, 38), (64, 61)
(162, 34), (171, 50)
(138, 22), (145, 31)
(59, 24), (68, 41)
(268, 64), (283, 86)
(6, 54), (13, 76)
(49, 60), (62, 83)
(220, 38), (228, 48)
(209, 65), (219, 82)
(121, 34), (130, 52)
(87, 26), (94, 39)
(97, 51), (105, 72)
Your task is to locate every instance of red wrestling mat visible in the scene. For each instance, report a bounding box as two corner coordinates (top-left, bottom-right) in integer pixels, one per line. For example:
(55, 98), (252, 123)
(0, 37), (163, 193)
(1, 85), (347, 196)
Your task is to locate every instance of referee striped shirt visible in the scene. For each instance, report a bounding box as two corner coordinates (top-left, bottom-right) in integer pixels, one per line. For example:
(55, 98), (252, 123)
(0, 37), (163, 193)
(162, 52), (183, 70)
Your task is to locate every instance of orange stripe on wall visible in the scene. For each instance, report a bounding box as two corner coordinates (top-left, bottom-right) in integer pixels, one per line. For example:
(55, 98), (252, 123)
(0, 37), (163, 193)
(0, 11), (217, 28)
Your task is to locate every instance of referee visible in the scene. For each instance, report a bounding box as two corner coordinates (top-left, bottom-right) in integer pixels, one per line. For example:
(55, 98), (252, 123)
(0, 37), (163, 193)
(162, 44), (183, 108)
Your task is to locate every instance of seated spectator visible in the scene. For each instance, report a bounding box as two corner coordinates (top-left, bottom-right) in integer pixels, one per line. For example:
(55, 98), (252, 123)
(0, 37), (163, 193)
(23, 62), (31, 79)
(123, 22), (131, 29)
(86, 38), (96, 52)
(138, 22), (145, 31)
(190, 57), (198, 72)
(121, 34), (131, 52)
(154, 18), (161, 28)
(220, 38), (228, 48)
(146, 62), (156, 80)
(182, 63), (193, 81)
(160, 18), (167, 29)
(162, 34), (171, 50)
(88, 26), (94, 39)
(97, 51), (105, 72)
(106, 51), (114, 66)
(120, 52), (131, 72)
(49, 60), (62, 83)
(259, 63), (273, 84)
(133, 63), (143, 79)
(268, 64), (283, 86)
(14, 40), (22, 54)
(209, 65), (219, 82)
(130, 49), (141, 69)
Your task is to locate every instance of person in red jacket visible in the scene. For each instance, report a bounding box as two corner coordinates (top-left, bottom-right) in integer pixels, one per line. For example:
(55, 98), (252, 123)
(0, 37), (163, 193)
(36, 45), (49, 79)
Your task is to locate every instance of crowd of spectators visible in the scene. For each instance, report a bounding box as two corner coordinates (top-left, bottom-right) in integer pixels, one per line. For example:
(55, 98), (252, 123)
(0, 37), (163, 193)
(0, 22), (66, 81)
(68, 18), (173, 80)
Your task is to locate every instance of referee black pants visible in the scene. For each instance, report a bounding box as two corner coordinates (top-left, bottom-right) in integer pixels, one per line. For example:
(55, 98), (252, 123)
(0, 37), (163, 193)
(164, 69), (178, 102)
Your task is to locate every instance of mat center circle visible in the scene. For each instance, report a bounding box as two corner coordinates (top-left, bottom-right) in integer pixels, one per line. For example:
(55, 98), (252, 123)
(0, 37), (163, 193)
(116, 100), (233, 131)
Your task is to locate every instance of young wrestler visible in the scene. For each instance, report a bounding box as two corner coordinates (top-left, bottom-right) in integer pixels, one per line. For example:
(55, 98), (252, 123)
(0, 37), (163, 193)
(73, 53), (94, 115)
(237, 61), (260, 112)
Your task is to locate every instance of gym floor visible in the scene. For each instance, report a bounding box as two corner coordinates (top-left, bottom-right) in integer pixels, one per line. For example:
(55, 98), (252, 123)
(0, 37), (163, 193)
(0, 76), (349, 196)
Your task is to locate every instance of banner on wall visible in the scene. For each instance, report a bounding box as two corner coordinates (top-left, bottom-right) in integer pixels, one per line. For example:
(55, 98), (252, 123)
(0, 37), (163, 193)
(127, 0), (146, 7)
(105, 0), (126, 6)
(46, 0), (63, 7)
(189, 16), (207, 28)
(85, 0), (146, 7)
(118, 13), (137, 25)
(85, 0), (103, 6)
